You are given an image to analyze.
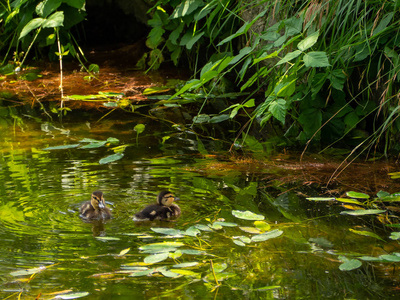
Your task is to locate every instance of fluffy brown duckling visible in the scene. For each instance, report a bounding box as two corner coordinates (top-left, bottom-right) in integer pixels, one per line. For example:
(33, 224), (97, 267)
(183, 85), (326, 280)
(134, 191), (181, 221)
(80, 191), (112, 220)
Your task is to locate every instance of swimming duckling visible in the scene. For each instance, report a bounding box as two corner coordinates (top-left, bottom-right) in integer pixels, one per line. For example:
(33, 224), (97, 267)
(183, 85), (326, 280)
(80, 191), (112, 220)
(134, 191), (181, 221)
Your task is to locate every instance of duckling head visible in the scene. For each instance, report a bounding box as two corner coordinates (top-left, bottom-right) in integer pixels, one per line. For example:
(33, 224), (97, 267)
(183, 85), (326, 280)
(91, 191), (106, 210)
(158, 191), (179, 207)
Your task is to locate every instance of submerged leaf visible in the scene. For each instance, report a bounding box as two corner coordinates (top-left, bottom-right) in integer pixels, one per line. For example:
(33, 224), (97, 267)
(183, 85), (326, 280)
(169, 269), (201, 278)
(79, 141), (107, 149)
(380, 253), (400, 262)
(232, 210), (265, 221)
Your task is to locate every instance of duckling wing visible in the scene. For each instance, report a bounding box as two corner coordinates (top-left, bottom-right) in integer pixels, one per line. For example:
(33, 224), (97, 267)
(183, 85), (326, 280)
(80, 201), (93, 216)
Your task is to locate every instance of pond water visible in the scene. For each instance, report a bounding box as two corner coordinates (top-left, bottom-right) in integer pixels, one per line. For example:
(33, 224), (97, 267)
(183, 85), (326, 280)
(1, 108), (400, 299)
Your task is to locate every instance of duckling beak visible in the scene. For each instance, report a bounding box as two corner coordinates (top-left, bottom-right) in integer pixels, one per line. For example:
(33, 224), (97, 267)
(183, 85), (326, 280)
(98, 201), (105, 209)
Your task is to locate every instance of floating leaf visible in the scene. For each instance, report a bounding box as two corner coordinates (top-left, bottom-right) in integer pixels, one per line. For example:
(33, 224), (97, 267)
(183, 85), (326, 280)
(169, 269), (201, 278)
(118, 248), (131, 256)
(254, 221), (271, 232)
(55, 292), (89, 299)
(251, 229), (283, 242)
(306, 197), (335, 201)
(103, 102), (118, 107)
(380, 254), (400, 262)
(179, 249), (205, 255)
(144, 252), (169, 264)
(209, 222), (223, 230)
(340, 209), (386, 216)
(80, 141), (107, 149)
(139, 242), (184, 252)
(336, 198), (363, 205)
(129, 269), (154, 277)
(106, 137), (120, 144)
(346, 191), (370, 199)
(239, 227), (261, 234)
(10, 266), (46, 276)
(184, 226), (201, 237)
(349, 229), (384, 241)
(390, 232), (400, 240)
(95, 236), (120, 241)
(160, 268), (181, 278)
(99, 153), (124, 164)
(213, 221), (237, 227)
(173, 262), (199, 268)
(233, 240), (246, 246)
(134, 124), (146, 134)
(151, 228), (184, 236)
(43, 144), (80, 150)
(338, 257), (362, 271)
(169, 250), (182, 259)
(232, 210), (265, 221)
(194, 224), (213, 232)
(79, 138), (101, 143)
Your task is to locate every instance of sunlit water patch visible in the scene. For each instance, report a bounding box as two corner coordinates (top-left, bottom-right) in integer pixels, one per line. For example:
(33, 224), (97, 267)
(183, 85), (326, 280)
(0, 114), (399, 299)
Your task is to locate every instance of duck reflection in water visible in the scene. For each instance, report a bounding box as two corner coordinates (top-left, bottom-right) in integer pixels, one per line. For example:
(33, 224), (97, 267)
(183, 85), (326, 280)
(80, 191), (112, 236)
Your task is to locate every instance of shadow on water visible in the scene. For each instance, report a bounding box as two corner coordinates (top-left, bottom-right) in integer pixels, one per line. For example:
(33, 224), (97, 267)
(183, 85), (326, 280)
(0, 105), (400, 299)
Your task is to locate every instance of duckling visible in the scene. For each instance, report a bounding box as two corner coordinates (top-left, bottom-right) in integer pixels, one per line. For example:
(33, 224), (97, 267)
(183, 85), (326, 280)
(134, 191), (181, 221)
(80, 191), (112, 220)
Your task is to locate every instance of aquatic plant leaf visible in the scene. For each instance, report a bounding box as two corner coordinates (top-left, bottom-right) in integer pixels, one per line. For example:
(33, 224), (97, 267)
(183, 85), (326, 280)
(118, 248), (131, 256)
(194, 224), (213, 232)
(209, 222), (223, 230)
(251, 229), (283, 242)
(239, 227), (261, 234)
(55, 292), (89, 299)
(254, 221), (271, 232)
(144, 252), (169, 264)
(10, 266), (46, 276)
(232, 210), (265, 221)
(139, 242), (184, 252)
(79, 141), (107, 149)
(95, 236), (120, 241)
(205, 272), (235, 282)
(233, 240), (246, 246)
(79, 138), (101, 143)
(142, 247), (178, 254)
(349, 229), (384, 241)
(358, 256), (384, 262)
(169, 269), (201, 278)
(184, 226), (201, 236)
(169, 250), (182, 259)
(151, 228), (184, 236)
(160, 269), (181, 278)
(212, 262), (227, 273)
(346, 191), (370, 199)
(254, 286), (282, 291)
(380, 254), (400, 262)
(99, 153), (124, 164)
(43, 144), (80, 150)
(129, 269), (155, 277)
(213, 221), (237, 227)
(335, 198), (363, 205)
(390, 232), (400, 240)
(179, 249), (205, 255)
(339, 260), (362, 271)
(340, 209), (386, 216)
(389, 172), (400, 179)
(106, 137), (119, 144)
(172, 262), (199, 268)
(134, 124), (145, 134)
(103, 102), (118, 107)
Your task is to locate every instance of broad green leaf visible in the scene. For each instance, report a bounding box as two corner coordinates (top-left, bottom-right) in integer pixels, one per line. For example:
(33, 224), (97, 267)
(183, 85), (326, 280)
(276, 50), (302, 65)
(169, 250), (182, 259)
(179, 249), (205, 255)
(103, 102), (118, 107)
(160, 268), (181, 278)
(42, 11), (64, 28)
(171, 0), (204, 18)
(79, 141), (107, 149)
(63, 0), (85, 9)
(232, 210), (265, 221)
(147, 26), (165, 49)
(139, 242), (184, 252)
(254, 221), (271, 232)
(194, 224), (213, 232)
(55, 292), (89, 299)
(269, 98), (286, 124)
(129, 269), (154, 277)
(233, 240), (246, 246)
(297, 30), (319, 51)
(307, 197), (335, 201)
(184, 226), (201, 237)
(340, 209), (386, 216)
(134, 124), (145, 134)
(349, 229), (384, 241)
(118, 248), (131, 256)
(36, 0), (62, 17)
(239, 227), (261, 234)
(43, 144), (80, 150)
(251, 229), (283, 242)
(390, 232), (400, 240)
(99, 153), (124, 164)
(346, 191), (370, 199)
(142, 247), (178, 254)
(209, 222), (223, 230)
(151, 228), (183, 236)
(303, 51), (330, 67)
(372, 12), (393, 36)
(173, 262), (199, 268)
(19, 18), (44, 39)
(335, 198), (363, 205)
(381, 254), (400, 262)
(212, 262), (227, 273)
(180, 32), (205, 50)
(339, 258), (362, 271)
(106, 137), (119, 144)
(144, 252), (169, 264)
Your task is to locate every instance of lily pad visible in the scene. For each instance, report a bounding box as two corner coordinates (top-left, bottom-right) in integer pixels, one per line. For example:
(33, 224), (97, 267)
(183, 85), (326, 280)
(232, 210), (265, 221)
(339, 257), (362, 271)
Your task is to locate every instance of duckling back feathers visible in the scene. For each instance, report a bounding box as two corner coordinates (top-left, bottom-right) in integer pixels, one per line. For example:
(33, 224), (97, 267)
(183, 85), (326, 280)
(134, 191), (180, 221)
